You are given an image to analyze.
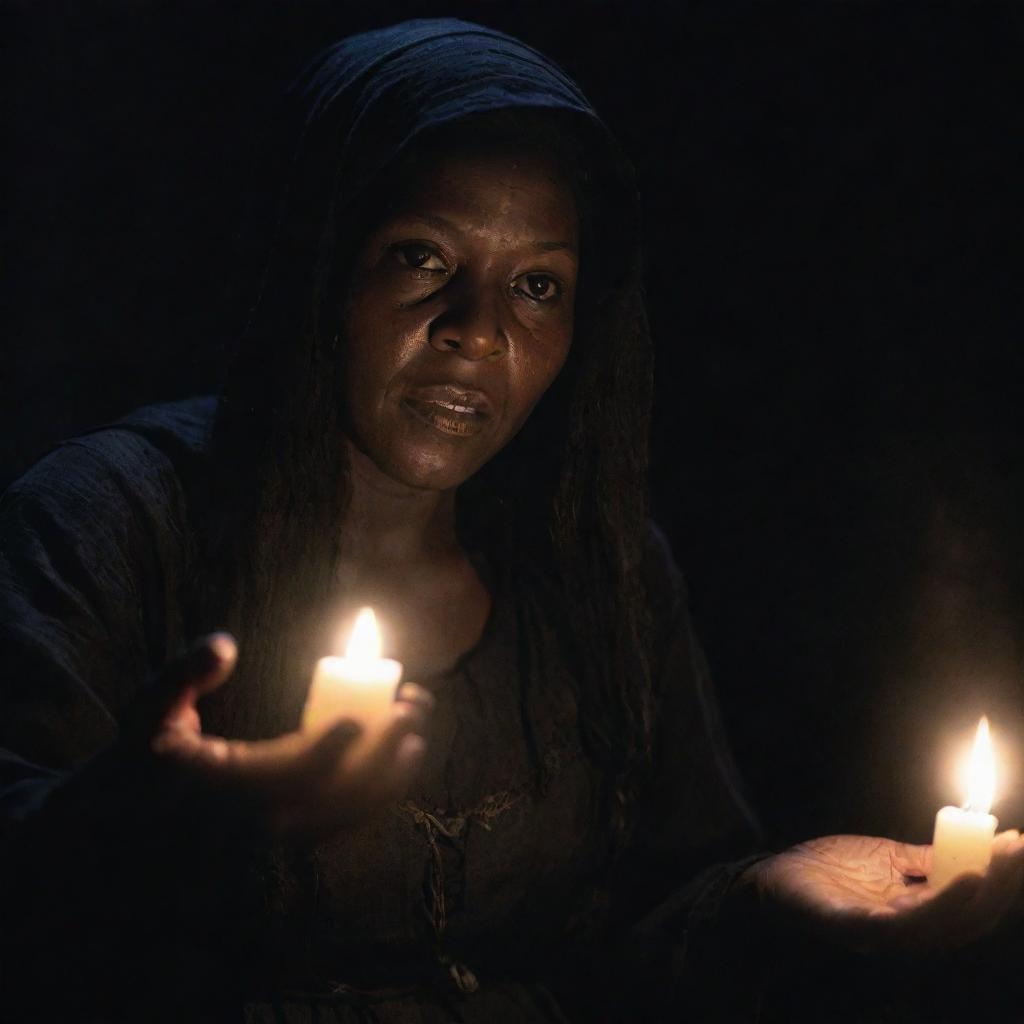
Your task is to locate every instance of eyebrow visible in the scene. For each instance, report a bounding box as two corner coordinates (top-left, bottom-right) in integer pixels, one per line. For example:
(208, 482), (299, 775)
(392, 213), (577, 257)
(533, 240), (576, 255)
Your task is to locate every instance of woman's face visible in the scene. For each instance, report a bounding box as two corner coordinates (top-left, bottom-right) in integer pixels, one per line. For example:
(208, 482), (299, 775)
(340, 142), (579, 492)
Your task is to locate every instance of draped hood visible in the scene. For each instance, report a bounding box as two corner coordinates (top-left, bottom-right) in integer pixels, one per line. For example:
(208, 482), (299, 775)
(204, 19), (652, 762)
(235, 17), (642, 362)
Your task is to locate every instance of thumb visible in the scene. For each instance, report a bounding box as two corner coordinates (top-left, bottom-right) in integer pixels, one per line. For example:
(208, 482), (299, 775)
(892, 841), (932, 879)
(133, 633), (238, 743)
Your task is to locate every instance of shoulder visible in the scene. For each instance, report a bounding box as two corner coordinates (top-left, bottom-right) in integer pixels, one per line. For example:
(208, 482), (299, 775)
(112, 395), (217, 467)
(0, 398), (218, 754)
(0, 397), (217, 645)
(1, 396), (215, 536)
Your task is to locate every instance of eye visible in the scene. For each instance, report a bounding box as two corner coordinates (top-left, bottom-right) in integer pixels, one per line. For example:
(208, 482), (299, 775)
(391, 242), (448, 273)
(512, 272), (562, 303)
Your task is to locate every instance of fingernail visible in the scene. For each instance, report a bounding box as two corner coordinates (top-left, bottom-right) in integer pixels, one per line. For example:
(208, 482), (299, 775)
(397, 733), (427, 769)
(190, 633), (236, 674)
(200, 736), (231, 764)
(207, 632), (237, 664)
(396, 683), (435, 712)
(392, 701), (427, 726)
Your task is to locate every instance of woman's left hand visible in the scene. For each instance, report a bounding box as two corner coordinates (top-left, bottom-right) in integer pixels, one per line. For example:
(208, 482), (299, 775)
(748, 831), (1024, 953)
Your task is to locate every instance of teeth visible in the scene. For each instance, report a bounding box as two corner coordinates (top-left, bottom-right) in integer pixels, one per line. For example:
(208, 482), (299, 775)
(437, 401), (476, 414)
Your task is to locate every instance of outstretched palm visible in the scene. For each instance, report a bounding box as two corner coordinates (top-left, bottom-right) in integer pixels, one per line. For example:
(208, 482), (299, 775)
(139, 633), (431, 839)
(760, 834), (929, 919)
(751, 831), (1024, 953)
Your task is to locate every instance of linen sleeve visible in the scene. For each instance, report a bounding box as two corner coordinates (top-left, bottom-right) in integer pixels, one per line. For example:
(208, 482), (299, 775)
(0, 436), (178, 770)
(0, 433), (261, 1015)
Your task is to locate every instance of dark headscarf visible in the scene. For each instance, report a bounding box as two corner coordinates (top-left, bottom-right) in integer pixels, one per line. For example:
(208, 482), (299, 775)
(304, 18), (602, 194)
(201, 20), (653, 822)
(239, 18), (639, 362)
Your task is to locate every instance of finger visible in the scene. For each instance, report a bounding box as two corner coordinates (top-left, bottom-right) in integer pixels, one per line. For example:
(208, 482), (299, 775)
(151, 721), (206, 759)
(396, 732), (427, 770)
(271, 720), (390, 837)
(396, 682), (435, 714)
(127, 634), (235, 752)
(213, 721), (358, 787)
(376, 699), (431, 754)
(151, 633), (238, 731)
(993, 829), (1021, 852)
(886, 886), (935, 914)
(187, 632), (238, 695)
(172, 722), (361, 837)
(904, 872), (985, 950)
(872, 871), (977, 947)
(999, 834), (1024, 919)
(300, 720), (364, 779)
(353, 703), (430, 798)
(892, 842), (932, 879)
(162, 632), (237, 695)
(930, 871), (984, 907)
(366, 731), (429, 807)
(152, 723), (237, 768)
(964, 832), (1024, 931)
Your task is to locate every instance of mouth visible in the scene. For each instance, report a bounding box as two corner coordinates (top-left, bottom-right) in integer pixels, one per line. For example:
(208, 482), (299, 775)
(401, 385), (492, 438)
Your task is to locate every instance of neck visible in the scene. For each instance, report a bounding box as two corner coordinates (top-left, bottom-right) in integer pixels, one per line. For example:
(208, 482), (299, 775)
(339, 439), (459, 568)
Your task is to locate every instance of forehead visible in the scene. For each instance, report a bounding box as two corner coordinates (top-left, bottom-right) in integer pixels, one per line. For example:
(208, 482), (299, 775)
(381, 145), (579, 244)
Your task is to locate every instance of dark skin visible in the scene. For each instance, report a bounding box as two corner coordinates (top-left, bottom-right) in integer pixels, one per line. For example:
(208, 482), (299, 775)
(151, 139), (1024, 951)
(333, 144), (578, 678)
(155, 146), (578, 813)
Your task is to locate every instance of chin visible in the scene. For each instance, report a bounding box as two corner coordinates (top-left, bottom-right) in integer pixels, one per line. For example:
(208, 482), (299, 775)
(349, 409), (502, 491)
(378, 443), (484, 492)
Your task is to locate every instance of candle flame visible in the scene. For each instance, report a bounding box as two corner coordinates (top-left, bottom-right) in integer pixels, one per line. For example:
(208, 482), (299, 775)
(964, 716), (996, 814)
(345, 607), (382, 664)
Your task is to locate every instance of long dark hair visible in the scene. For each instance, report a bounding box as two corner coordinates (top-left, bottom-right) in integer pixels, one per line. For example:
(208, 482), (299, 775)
(194, 101), (655, 827)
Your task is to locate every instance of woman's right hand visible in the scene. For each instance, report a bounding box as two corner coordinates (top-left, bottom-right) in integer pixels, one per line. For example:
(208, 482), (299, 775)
(131, 632), (430, 841)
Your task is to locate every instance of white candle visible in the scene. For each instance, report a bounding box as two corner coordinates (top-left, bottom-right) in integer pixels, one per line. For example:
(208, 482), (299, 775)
(930, 716), (998, 890)
(302, 608), (403, 755)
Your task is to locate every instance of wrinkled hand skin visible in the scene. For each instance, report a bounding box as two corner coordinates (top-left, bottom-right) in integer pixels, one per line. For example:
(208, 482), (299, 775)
(137, 632), (432, 841)
(747, 830), (1024, 954)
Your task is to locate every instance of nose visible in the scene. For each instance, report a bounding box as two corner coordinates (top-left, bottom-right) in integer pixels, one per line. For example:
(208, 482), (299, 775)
(428, 275), (506, 361)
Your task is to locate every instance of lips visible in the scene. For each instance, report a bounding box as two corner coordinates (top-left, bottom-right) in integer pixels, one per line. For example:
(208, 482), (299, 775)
(401, 384), (492, 437)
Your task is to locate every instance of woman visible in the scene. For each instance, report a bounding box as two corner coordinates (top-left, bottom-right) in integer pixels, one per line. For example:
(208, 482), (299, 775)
(1, 18), (1022, 1024)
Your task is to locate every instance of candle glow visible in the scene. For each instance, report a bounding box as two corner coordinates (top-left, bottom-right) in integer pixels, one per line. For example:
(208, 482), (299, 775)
(301, 607), (403, 750)
(964, 716), (995, 814)
(930, 716), (999, 890)
(348, 607), (383, 661)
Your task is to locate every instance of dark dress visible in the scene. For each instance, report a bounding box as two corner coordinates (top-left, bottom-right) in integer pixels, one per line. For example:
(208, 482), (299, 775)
(0, 399), (761, 1022)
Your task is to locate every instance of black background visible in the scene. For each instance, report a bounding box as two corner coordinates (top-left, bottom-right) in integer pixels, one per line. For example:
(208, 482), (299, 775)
(6, 1), (1024, 855)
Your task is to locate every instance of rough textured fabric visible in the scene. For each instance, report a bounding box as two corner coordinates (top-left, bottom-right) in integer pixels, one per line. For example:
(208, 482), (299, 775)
(236, 17), (636, 385)
(0, 400), (761, 1021)
(0, 19), (760, 1022)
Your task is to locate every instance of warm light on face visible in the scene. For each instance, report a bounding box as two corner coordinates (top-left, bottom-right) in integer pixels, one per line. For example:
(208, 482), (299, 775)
(345, 607), (382, 664)
(964, 716), (996, 814)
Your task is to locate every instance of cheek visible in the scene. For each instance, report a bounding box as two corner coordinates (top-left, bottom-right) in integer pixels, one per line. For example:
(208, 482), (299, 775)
(508, 331), (573, 426)
(531, 316), (574, 389)
(342, 295), (425, 402)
